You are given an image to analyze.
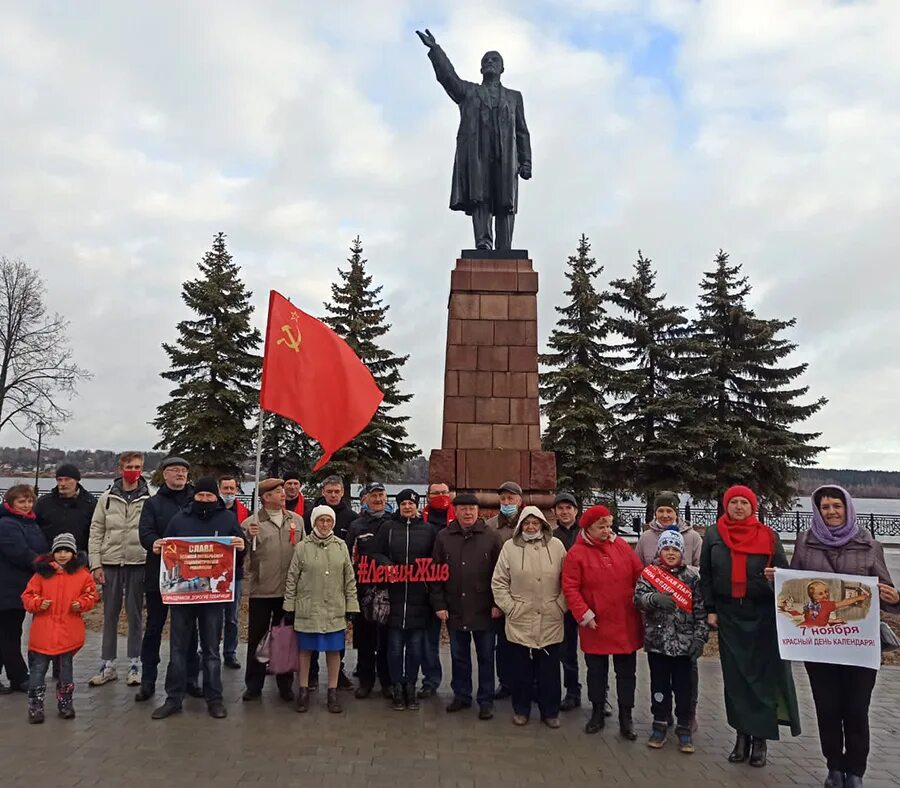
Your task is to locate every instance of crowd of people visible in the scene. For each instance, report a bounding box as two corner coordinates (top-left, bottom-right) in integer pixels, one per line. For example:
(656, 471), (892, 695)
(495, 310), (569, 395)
(0, 452), (898, 788)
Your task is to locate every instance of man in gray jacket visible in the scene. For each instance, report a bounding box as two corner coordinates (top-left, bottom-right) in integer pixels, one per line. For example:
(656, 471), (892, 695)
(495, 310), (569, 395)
(88, 451), (150, 688)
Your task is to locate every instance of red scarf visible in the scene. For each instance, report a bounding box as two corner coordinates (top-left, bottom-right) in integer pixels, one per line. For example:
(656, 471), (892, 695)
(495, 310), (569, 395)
(716, 513), (774, 598)
(641, 563), (693, 613)
(3, 502), (35, 519)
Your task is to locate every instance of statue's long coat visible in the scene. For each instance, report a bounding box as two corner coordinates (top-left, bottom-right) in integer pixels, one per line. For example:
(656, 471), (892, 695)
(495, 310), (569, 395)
(428, 47), (531, 216)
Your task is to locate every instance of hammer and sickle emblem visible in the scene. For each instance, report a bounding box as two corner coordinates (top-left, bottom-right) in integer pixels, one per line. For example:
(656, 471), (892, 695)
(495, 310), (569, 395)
(277, 324), (302, 353)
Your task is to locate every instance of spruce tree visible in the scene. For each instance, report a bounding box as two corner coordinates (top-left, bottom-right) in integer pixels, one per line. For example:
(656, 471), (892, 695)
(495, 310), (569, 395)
(260, 413), (317, 480)
(539, 234), (616, 503)
(319, 236), (417, 484)
(153, 232), (261, 476)
(605, 251), (697, 507)
(682, 251), (826, 511)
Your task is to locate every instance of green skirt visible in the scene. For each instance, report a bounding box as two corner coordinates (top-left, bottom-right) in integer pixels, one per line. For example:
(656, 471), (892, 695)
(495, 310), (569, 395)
(716, 597), (801, 740)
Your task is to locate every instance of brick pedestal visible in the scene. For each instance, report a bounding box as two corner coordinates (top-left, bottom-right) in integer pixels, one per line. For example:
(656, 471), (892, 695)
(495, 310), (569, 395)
(429, 252), (556, 510)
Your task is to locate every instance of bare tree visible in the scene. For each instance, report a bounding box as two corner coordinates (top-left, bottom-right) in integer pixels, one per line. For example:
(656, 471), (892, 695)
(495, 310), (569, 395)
(0, 257), (90, 437)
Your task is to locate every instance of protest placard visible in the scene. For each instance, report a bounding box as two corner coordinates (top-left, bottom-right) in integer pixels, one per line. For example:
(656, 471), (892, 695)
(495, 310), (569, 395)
(774, 567), (880, 670)
(159, 537), (236, 604)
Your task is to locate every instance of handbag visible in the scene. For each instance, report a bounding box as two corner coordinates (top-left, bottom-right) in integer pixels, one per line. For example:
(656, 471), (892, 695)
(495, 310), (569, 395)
(361, 585), (390, 625)
(881, 621), (900, 653)
(254, 628), (273, 664)
(269, 622), (299, 674)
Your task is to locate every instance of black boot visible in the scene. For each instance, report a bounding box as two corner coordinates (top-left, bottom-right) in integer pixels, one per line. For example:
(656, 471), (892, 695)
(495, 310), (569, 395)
(404, 683), (419, 710)
(391, 684), (405, 711)
(749, 737), (767, 768)
(326, 687), (343, 714)
(295, 687), (310, 713)
(728, 732), (751, 763)
(585, 703), (605, 734)
(56, 682), (76, 719)
(823, 770), (844, 788)
(618, 707), (637, 741)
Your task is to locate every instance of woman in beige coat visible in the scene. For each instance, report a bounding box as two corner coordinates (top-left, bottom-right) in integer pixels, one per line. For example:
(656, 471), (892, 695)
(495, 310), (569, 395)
(283, 505), (358, 714)
(491, 505), (567, 728)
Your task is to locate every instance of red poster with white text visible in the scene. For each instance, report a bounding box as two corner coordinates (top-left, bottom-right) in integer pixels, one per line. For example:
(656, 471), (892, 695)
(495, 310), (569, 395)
(159, 537), (236, 604)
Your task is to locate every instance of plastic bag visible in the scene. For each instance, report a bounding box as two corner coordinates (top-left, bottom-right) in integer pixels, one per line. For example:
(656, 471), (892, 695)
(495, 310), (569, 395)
(268, 622), (299, 674)
(255, 628), (273, 664)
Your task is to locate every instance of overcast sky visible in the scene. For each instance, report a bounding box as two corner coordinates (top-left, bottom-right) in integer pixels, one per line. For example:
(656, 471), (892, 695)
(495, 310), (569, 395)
(2, 0), (899, 471)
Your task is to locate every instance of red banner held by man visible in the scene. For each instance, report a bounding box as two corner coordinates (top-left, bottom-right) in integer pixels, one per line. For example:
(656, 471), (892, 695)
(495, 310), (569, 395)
(260, 290), (384, 470)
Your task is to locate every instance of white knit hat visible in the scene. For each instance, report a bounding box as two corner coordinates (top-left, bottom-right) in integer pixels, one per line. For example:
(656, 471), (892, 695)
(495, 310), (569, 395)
(310, 505), (336, 529)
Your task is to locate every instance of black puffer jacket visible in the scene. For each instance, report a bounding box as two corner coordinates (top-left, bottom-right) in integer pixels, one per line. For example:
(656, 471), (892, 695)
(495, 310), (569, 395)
(371, 514), (438, 630)
(138, 485), (194, 592)
(0, 506), (48, 610)
(346, 510), (388, 595)
(35, 486), (97, 552)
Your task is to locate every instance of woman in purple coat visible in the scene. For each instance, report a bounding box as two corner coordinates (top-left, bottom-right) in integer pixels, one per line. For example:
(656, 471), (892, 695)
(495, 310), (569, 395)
(788, 485), (900, 788)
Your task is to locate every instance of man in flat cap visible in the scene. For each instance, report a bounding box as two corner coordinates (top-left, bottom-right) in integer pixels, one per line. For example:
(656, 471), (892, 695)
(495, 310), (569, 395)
(241, 478), (305, 702)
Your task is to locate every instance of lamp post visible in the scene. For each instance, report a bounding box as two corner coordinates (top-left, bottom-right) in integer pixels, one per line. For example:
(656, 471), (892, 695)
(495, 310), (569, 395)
(34, 420), (46, 495)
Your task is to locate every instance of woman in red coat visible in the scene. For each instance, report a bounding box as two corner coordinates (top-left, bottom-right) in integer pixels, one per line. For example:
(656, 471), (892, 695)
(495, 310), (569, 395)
(562, 505), (643, 739)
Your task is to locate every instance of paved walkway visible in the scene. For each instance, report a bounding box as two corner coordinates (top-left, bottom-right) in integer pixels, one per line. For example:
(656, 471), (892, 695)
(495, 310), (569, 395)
(2, 633), (900, 787)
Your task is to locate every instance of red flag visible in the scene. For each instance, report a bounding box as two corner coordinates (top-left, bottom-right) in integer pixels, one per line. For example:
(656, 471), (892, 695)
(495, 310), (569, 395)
(260, 291), (384, 471)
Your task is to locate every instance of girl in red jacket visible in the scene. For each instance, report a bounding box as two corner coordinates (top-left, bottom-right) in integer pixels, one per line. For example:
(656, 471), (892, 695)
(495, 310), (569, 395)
(562, 505), (644, 740)
(21, 532), (97, 724)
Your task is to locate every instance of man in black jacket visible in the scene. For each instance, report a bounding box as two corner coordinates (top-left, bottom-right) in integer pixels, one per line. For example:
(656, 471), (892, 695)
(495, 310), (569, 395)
(420, 480), (453, 697)
(136, 457), (199, 701)
(552, 492), (582, 710)
(34, 464), (96, 552)
(346, 482), (392, 698)
(304, 474), (355, 690)
(151, 477), (245, 720)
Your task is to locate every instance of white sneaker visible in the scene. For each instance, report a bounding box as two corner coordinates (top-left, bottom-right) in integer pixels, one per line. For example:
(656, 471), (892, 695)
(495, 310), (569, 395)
(126, 666), (141, 686)
(88, 665), (117, 686)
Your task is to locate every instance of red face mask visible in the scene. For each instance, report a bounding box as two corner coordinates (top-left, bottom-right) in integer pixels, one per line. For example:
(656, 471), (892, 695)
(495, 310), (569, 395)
(122, 469), (143, 485)
(429, 494), (451, 511)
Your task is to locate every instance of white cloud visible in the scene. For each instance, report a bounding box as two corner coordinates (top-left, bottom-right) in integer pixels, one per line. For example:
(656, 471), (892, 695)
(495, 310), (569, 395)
(1, 0), (898, 472)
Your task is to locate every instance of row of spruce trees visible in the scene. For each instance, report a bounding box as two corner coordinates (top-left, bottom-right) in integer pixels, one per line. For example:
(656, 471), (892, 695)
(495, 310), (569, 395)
(153, 233), (824, 512)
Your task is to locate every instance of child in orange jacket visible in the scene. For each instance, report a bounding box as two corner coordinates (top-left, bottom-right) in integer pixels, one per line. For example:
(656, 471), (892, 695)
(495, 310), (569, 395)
(21, 532), (97, 724)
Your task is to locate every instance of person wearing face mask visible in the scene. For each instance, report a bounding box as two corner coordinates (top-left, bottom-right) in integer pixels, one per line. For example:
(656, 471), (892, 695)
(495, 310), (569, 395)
(699, 485), (800, 769)
(217, 475), (249, 671)
(562, 504), (643, 740)
(150, 477), (245, 720)
(136, 457), (200, 703)
(486, 481), (522, 701)
(346, 482), (392, 699)
(371, 489), (437, 710)
(87, 452), (151, 690)
(419, 481), (454, 698)
(35, 463), (96, 553)
(636, 492), (703, 568)
(491, 506), (567, 728)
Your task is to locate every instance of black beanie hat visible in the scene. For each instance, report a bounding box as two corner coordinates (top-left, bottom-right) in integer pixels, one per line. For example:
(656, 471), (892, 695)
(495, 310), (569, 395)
(283, 470), (302, 483)
(56, 463), (81, 481)
(193, 476), (219, 497)
(396, 488), (420, 506)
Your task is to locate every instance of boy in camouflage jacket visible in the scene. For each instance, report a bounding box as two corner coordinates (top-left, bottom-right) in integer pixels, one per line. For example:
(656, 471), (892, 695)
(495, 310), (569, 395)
(633, 527), (708, 753)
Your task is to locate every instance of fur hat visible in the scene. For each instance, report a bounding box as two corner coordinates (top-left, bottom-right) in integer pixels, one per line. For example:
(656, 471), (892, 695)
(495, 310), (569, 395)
(657, 525), (685, 555)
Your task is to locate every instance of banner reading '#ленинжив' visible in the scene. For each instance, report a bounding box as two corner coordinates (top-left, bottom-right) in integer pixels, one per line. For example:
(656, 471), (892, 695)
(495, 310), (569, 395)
(774, 567), (880, 670)
(159, 537), (236, 605)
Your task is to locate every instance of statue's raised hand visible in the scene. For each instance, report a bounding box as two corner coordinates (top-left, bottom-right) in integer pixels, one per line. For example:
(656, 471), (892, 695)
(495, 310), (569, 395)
(416, 29), (437, 49)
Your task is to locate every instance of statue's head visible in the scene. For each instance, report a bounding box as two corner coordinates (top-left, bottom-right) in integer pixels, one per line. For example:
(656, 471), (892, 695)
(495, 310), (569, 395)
(480, 50), (504, 77)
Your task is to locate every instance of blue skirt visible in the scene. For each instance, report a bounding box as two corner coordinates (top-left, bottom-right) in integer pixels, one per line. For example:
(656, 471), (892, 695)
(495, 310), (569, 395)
(297, 630), (345, 652)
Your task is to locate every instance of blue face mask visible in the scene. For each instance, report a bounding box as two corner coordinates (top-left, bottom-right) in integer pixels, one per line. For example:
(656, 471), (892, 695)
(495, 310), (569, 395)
(500, 504), (518, 518)
(220, 494), (236, 507)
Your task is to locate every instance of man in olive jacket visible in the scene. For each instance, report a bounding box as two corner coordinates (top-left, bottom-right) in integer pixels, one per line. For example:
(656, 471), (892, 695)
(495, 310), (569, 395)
(430, 493), (503, 720)
(241, 478), (304, 702)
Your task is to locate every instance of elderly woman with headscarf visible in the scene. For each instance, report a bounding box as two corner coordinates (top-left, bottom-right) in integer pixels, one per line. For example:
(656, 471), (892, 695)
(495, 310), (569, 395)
(699, 485), (800, 769)
(786, 485), (900, 788)
(562, 504), (643, 740)
(491, 505), (567, 728)
(283, 505), (358, 715)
